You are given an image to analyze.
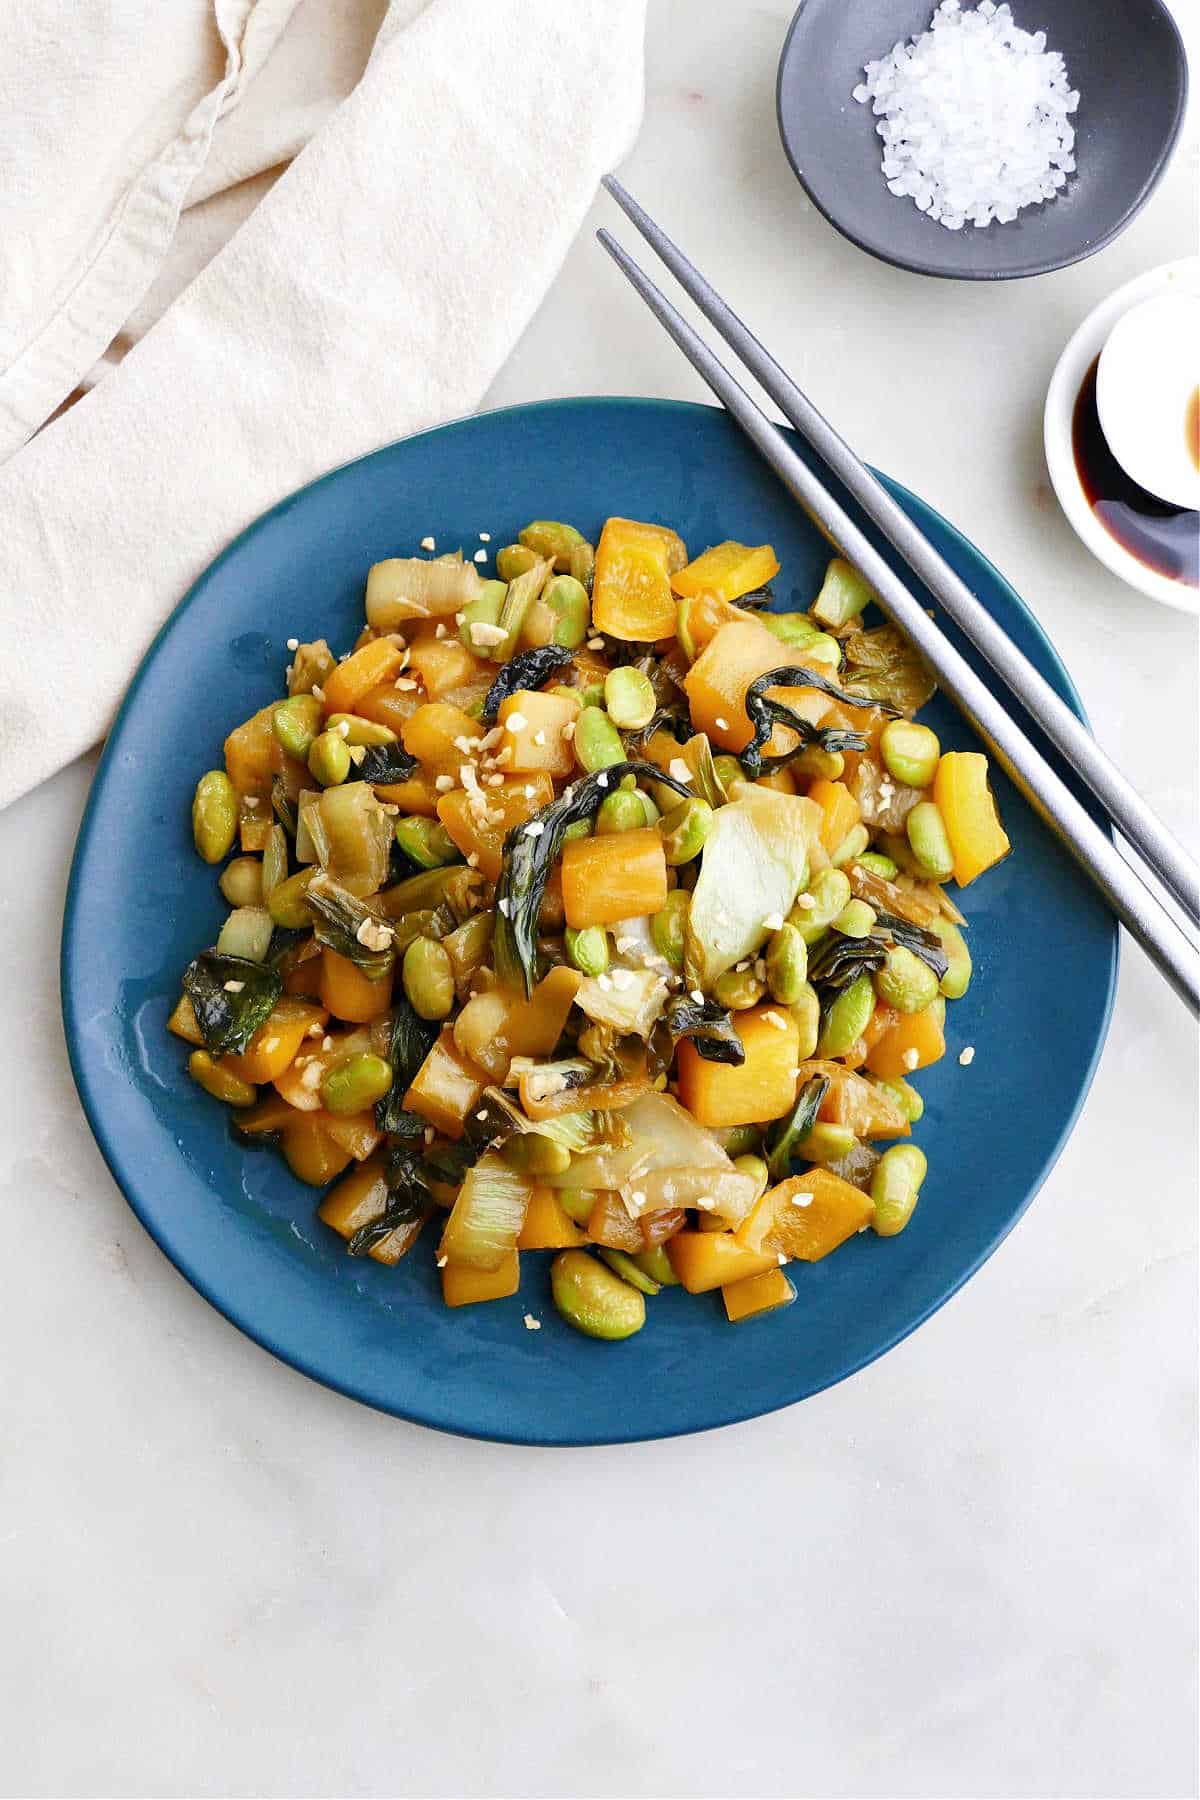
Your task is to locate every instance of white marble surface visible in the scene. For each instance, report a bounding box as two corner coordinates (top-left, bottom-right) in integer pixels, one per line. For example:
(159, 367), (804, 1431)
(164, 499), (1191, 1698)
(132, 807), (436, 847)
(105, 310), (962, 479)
(2, 5), (1197, 1796)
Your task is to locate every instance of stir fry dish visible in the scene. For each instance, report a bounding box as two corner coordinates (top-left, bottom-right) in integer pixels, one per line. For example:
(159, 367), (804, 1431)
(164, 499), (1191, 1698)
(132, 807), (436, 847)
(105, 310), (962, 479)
(172, 516), (1010, 1341)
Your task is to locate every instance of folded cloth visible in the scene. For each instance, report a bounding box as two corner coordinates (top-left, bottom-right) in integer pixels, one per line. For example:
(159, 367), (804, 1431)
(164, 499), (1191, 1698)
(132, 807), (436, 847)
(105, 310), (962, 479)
(0, 0), (647, 810)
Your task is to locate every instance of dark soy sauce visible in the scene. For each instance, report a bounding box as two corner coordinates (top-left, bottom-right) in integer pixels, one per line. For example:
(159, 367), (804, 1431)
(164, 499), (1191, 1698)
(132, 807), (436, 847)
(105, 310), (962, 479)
(1071, 357), (1199, 588)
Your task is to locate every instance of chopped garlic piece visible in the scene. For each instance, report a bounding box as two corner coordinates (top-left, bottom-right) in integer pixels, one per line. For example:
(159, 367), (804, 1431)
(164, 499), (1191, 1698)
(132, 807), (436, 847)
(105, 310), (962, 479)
(470, 621), (508, 648)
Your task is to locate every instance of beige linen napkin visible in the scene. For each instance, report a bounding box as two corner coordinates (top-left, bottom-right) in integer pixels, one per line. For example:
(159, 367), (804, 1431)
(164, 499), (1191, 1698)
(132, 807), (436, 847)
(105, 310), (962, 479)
(0, 0), (647, 809)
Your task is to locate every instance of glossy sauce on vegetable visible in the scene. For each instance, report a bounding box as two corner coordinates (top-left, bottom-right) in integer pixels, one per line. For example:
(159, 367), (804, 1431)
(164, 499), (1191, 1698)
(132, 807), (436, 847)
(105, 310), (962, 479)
(1072, 356), (1199, 588)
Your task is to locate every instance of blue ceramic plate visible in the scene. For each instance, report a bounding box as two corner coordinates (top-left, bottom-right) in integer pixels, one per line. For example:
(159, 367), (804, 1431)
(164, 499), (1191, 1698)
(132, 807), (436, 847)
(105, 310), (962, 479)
(61, 399), (1116, 1444)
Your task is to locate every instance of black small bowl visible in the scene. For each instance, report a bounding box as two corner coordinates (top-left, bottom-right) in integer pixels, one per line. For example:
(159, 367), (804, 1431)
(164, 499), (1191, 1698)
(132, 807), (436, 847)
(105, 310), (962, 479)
(776, 0), (1189, 280)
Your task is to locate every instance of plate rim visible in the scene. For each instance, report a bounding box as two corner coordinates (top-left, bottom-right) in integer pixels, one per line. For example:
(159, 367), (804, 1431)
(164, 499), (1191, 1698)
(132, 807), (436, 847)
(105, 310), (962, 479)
(60, 394), (1118, 1444)
(774, 0), (1190, 283)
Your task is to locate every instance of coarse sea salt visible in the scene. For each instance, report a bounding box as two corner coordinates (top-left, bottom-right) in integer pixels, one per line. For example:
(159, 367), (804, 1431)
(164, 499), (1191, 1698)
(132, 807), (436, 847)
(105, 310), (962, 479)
(853, 0), (1079, 231)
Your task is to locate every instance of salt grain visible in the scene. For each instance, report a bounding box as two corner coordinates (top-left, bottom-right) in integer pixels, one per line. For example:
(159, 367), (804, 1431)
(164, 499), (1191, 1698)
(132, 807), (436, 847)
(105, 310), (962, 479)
(853, 1), (1080, 232)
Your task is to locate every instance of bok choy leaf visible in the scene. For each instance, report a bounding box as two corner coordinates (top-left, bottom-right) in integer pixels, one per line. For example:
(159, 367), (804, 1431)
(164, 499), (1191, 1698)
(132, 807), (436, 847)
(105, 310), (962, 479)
(808, 933), (887, 997)
(840, 626), (937, 716)
(375, 992), (438, 1132)
(357, 741), (420, 786)
(493, 759), (692, 996)
(305, 873), (395, 977)
(479, 645), (576, 724)
(347, 1144), (433, 1257)
(871, 911), (949, 982)
(765, 1075), (830, 1185)
(684, 785), (820, 991)
(738, 664), (891, 779)
(653, 994), (746, 1065)
(182, 952), (282, 1054)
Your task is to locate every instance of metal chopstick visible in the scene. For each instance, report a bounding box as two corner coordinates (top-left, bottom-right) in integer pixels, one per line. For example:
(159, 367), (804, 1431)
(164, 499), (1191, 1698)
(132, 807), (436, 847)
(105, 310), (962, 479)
(603, 175), (1200, 935)
(595, 226), (1200, 1015)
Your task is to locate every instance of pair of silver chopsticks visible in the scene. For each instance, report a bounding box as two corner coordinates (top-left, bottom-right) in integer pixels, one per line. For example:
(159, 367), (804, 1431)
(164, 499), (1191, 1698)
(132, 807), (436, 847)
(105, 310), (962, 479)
(597, 177), (1200, 1016)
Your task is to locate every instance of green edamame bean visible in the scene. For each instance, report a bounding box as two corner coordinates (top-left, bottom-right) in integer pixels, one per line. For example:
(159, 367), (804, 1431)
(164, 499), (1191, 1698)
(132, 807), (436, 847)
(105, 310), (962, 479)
(261, 823), (288, 901)
(562, 819), (592, 844)
(761, 610), (822, 648)
(801, 633), (842, 671)
(320, 1052), (394, 1118)
(188, 1050), (256, 1107)
(789, 746), (845, 783)
(595, 790), (646, 835)
(635, 790), (661, 827)
(831, 822), (871, 868)
(578, 681), (606, 709)
(713, 753), (744, 793)
(567, 540), (595, 593)
(458, 581), (506, 650)
(495, 543), (539, 582)
(765, 924), (809, 1004)
(871, 1143), (928, 1237)
(816, 971), (875, 1057)
(402, 936), (455, 1021)
(550, 1249), (646, 1340)
(267, 866), (315, 929)
(565, 926), (609, 977)
(873, 1075), (924, 1123)
(877, 832), (919, 875)
(791, 867), (852, 944)
(880, 719), (941, 789)
(905, 800), (955, 881)
(714, 967), (765, 1010)
(659, 797), (713, 865)
(650, 890), (690, 969)
(219, 856), (263, 909)
(558, 1189), (597, 1226)
(930, 915), (973, 999)
(394, 815), (461, 869)
(272, 694), (324, 762)
(216, 905), (274, 964)
(308, 729), (351, 788)
(762, 614), (843, 669)
(732, 1153), (770, 1202)
(501, 1134), (573, 1177)
(631, 1244), (680, 1286)
(604, 666), (656, 730)
(832, 898), (877, 939)
(325, 712), (397, 747)
(597, 1247), (661, 1296)
(795, 1121), (857, 1163)
(518, 519), (585, 570)
(790, 981), (821, 1059)
(573, 707), (625, 773)
(855, 851), (898, 880)
(192, 771), (238, 864)
(875, 944), (940, 1014)
(542, 575), (589, 650)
